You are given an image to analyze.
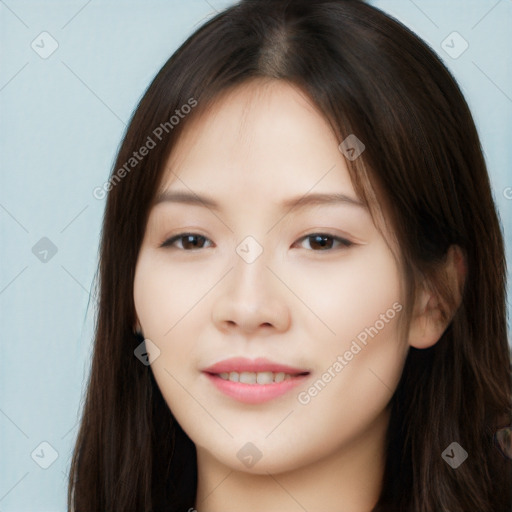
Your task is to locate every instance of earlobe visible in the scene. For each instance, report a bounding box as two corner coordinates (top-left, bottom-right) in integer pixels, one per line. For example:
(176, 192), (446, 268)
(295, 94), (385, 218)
(133, 317), (144, 337)
(408, 287), (445, 349)
(408, 245), (466, 349)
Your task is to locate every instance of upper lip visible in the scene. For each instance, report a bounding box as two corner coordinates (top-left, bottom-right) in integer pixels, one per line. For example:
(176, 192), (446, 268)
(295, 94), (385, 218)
(202, 357), (310, 375)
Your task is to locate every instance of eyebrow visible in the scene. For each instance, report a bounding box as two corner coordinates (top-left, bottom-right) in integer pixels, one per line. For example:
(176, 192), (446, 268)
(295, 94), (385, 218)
(153, 190), (366, 211)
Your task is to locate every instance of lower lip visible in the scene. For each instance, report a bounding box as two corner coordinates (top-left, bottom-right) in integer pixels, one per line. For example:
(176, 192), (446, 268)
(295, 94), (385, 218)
(204, 373), (309, 404)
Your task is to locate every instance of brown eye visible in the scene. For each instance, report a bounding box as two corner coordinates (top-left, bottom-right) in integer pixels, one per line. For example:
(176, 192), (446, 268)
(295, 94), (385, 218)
(161, 233), (213, 250)
(295, 233), (353, 251)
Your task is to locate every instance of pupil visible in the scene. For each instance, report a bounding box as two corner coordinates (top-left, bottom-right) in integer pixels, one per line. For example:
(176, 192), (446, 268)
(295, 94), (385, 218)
(312, 235), (331, 250)
(185, 235), (202, 248)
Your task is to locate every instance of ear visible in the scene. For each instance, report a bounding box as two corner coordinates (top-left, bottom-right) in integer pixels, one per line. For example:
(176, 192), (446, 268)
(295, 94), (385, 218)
(133, 316), (143, 336)
(408, 245), (466, 349)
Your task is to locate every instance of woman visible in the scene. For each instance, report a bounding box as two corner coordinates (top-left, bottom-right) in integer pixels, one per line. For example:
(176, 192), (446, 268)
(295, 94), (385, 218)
(68, 0), (512, 510)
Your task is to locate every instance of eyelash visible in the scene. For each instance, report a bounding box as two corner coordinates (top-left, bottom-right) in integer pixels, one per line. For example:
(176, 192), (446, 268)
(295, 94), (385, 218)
(159, 232), (354, 252)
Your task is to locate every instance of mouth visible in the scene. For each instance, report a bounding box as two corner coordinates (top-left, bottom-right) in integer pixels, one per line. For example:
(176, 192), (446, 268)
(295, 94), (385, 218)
(215, 370), (307, 384)
(202, 357), (311, 404)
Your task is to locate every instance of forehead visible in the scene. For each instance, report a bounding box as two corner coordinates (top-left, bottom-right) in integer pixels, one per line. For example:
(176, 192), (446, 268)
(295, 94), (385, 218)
(160, 79), (358, 205)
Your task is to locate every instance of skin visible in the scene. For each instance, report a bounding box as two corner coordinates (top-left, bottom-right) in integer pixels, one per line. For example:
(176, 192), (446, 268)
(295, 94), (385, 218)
(133, 78), (463, 512)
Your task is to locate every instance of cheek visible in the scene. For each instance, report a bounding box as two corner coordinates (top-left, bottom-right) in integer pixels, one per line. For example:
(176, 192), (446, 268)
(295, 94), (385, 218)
(133, 250), (213, 400)
(133, 251), (212, 338)
(290, 263), (406, 467)
(336, 247), (403, 343)
(291, 242), (406, 425)
(294, 312), (407, 459)
(284, 240), (404, 349)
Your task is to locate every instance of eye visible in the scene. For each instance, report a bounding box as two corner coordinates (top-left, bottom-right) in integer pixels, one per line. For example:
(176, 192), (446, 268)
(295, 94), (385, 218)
(160, 232), (354, 252)
(293, 233), (354, 251)
(160, 233), (214, 250)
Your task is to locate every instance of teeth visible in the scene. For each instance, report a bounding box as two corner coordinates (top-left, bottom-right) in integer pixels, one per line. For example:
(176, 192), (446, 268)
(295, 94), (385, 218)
(217, 371), (297, 384)
(256, 371), (273, 384)
(239, 371), (256, 384)
(274, 372), (285, 382)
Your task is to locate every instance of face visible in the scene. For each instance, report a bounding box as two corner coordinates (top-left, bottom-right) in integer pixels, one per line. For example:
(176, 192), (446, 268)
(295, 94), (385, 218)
(133, 79), (410, 475)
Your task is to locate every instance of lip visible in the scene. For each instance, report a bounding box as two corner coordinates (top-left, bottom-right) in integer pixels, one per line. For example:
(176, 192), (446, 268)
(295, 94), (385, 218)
(203, 357), (308, 375)
(202, 357), (310, 404)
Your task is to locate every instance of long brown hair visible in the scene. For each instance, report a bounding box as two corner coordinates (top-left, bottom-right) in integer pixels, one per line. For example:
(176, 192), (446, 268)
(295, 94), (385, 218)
(68, 1), (512, 510)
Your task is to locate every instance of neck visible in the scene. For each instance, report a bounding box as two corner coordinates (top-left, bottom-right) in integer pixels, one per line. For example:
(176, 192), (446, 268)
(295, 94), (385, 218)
(194, 407), (389, 512)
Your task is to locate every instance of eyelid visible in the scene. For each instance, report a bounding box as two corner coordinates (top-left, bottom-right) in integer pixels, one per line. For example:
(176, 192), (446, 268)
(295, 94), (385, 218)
(293, 232), (354, 250)
(159, 231), (355, 251)
(159, 232), (213, 249)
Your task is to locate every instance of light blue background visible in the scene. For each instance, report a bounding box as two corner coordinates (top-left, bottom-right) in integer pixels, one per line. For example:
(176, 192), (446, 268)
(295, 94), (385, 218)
(1, 1), (511, 510)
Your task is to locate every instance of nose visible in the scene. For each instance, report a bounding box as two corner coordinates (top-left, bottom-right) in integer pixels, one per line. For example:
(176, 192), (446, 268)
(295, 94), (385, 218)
(211, 250), (291, 335)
